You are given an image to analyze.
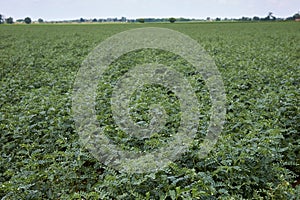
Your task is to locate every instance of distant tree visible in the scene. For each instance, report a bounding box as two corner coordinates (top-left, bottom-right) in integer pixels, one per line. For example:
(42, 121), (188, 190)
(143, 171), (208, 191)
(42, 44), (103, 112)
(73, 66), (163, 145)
(178, 17), (190, 22)
(121, 17), (127, 22)
(137, 18), (144, 23)
(0, 14), (4, 24)
(16, 19), (24, 23)
(38, 18), (44, 23)
(92, 18), (98, 22)
(5, 17), (13, 24)
(268, 12), (273, 19)
(264, 12), (276, 21)
(79, 18), (85, 22)
(253, 16), (260, 21)
(24, 17), (32, 24)
(286, 13), (300, 21)
(206, 17), (211, 21)
(215, 17), (221, 21)
(240, 17), (251, 21)
(169, 17), (176, 23)
(293, 13), (300, 20)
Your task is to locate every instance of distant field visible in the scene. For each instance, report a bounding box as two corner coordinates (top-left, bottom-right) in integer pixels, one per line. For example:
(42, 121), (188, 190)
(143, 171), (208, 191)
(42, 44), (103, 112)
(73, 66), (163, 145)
(0, 22), (299, 199)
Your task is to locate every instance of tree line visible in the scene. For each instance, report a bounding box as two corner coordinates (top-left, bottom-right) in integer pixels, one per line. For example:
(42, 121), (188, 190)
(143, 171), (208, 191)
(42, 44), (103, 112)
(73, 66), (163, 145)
(0, 15), (33, 24)
(1, 13), (299, 24)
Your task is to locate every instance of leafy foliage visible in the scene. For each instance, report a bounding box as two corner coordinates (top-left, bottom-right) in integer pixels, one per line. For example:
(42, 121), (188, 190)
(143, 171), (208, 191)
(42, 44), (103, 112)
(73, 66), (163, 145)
(24, 17), (32, 24)
(169, 18), (176, 23)
(0, 22), (299, 199)
(5, 17), (13, 24)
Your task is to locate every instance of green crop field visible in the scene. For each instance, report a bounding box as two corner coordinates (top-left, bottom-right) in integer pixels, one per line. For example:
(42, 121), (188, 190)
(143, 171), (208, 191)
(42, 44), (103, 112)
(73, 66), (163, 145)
(0, 22), (299, 199)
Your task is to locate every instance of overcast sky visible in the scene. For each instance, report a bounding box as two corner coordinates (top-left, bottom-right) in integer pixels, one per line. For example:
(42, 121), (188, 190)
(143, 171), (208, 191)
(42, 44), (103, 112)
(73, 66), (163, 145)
(1, 0), (299, 21)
